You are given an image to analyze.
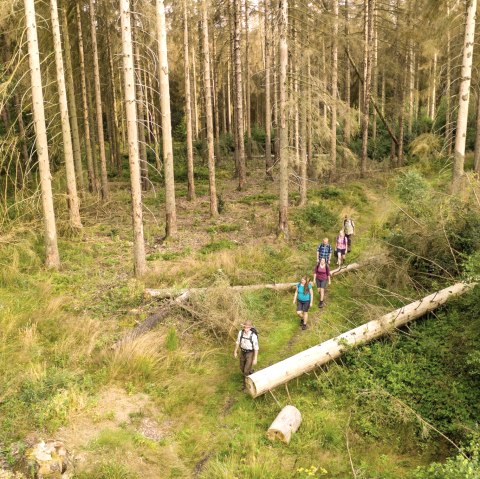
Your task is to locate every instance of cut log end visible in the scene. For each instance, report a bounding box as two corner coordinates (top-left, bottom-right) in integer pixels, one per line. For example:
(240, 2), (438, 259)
(266, 405), (302, 444)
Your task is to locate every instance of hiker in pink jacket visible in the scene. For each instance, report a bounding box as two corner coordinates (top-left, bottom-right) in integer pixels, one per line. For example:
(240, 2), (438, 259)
(335, 230), (348, 267)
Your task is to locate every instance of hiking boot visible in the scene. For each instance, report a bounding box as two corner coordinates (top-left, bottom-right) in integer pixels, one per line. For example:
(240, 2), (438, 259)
(319, 301), (324, 308)
(301, 323), (307, 330)
(300, 318), (303, 325)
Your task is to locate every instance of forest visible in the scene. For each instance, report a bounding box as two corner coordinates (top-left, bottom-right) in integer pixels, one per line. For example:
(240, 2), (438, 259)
(1, 0), (480, 477)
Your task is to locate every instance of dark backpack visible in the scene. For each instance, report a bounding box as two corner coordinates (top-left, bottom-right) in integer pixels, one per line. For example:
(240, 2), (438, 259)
(240, 327), (258, 349)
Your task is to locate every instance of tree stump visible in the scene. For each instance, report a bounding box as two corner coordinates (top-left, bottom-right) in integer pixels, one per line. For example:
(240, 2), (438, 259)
(266, 405), (302, 444)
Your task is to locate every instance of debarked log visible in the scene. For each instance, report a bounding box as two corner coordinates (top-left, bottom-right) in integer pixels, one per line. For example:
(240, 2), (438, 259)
(266, 405), (302, 444)
(246, 282), (475, 398)
(145, 260), (370, 299)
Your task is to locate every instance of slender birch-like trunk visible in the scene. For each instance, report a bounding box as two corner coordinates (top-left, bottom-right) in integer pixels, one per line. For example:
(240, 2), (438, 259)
(183, 0), (196, 200)
(211, 31), (222, 164)
(76, 3), (96, 193)
(192, 46), (199, 139)
(344, 0), (351, 145)
(473, 91), (480, 173)
(234, 0), (246, 189)
(331, 0), (339, 173)
(201, 0), (218, 216)
(452, 0), (477, 192)
(134, 38), (149, 191)
(431, 51), (437, 120)
(156, 0), (177, 236)
(264, 0), (273, 180)
(120, 0), (146, 276)
(51, 0), (82, 229)
(61, 7), (84, 194)
(372, 10), (378, 144)
(408, 47), (415, 137)
(446, 1), (452, 154)
(245, 0), (252, 160)
(89, 0), (109, 200)
(24, 0), (60, 268)
(278, 0), (289, 236)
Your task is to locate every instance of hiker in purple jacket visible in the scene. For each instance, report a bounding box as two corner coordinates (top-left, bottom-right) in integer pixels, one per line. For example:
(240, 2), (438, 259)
(314, 257), (331, 308)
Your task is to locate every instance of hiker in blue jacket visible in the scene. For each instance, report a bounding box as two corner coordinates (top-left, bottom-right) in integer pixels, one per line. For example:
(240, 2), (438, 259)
(293, 276), (313, 330)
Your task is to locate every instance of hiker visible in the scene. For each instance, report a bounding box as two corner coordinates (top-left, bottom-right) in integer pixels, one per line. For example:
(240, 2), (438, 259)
(293, 276), (313, 330)
(314, 257), (331, 308)
(335, 230), (348, 266)
(343, 215), (355, 248)
(316, 237), (332, 265)
(234, 320), (259, 390)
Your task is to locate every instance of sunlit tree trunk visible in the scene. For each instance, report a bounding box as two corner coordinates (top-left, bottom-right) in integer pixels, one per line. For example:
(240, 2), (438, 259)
(452, 0), (477, 192)
(473, 91), (480, 173)
(408, 46), (415, 137)
(201, 0), (218, 216)
(183, 0), (196, 200)
(61, 7), (84, 195)
(156, 0), (178, 236)
(120, 0), (146, 276)
(76, 3), (96, 194)
(234, 0), (246, 189)
(24, 0), (60, 268)
(264, 0), (273, 180)
(134, 38), (149, 191)
(211, 31), (222, 164)
(278, 0), (289, 236)
(51, 0), (82, 229)
(331, 0), (339, 173)
(431, 51), (437, 120)
(89, 0), (109, 200)
(245, 0), (252, 160)
(371, 9), (378, 144)
(192, 46), (199, 139)
(344, 0), (351, 145)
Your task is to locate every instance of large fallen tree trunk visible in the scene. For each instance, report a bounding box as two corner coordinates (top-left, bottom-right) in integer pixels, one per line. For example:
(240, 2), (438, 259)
(246, 282), (475, 398)
(145, 260), (367, 299)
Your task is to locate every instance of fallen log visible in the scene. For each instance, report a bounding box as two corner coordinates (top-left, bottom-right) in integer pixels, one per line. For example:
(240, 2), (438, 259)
(145, 260), (367, 299)
(246, 282), (475, 398)
(266, 405), (302, 444)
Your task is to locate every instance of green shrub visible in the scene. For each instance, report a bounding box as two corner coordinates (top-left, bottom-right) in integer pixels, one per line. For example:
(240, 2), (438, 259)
(199, 239), (237, 254)
(297, 203), (338, 230)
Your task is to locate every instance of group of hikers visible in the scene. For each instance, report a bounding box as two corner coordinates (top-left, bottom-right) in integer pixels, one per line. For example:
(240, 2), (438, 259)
(234, 215), (356, 390)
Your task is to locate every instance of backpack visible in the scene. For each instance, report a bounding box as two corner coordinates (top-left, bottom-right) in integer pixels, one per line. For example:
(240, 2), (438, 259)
(239, 327), (258, 349)
(344, 218), (354, 235)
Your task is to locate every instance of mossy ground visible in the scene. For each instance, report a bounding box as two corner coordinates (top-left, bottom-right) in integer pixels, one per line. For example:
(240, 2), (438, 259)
(0, 158), (476, 478)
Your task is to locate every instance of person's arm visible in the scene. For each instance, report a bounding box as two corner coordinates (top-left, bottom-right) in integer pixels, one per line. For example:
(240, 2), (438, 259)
(316, 247), (320, 263)
(253, 335), (259, 365)
(293, 288), (298, 305)
(309, 284), (313, 307)
(328, 246), (331, 264)
(327, 266), (331, 284)
(352, 220), (355, 235)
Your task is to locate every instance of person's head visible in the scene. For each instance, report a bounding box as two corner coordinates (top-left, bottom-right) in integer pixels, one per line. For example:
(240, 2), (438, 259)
(339, 229), (345, 237)
(300, 276), (307, 285)
(323, 237), (329, 245)
(242, 320), (253, 332)
(344, 214), (348, 220)
(319, 257), (326, 266)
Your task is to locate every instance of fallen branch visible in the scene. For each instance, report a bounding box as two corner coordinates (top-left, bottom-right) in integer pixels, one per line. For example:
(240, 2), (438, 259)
(145, 259), (373, 299)
(245, 282), (475, 398)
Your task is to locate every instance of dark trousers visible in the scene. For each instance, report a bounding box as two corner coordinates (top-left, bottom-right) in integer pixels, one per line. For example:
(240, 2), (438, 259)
(240, 350), (254, 384)
(345, 234), (353, 247)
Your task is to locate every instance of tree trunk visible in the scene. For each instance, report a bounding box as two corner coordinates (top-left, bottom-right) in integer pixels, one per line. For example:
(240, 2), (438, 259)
(446, 2), (452, 154)
(61, 7), (84, 195)
(76, 3), (96, 194)
(234, 0), (246, 190)
(431, 51), (437, 121)
(474, 91), (480, 173)
(264, 0), (273, 180)
(244, 0), (252, 161)
(145, 260), (369, 299)
(211, 30), (222, 164)
(183, 0), (196, 200)
(344, 0), (351, 146)
(246, 282), (475, 398)
(134, 38), (149, 192)
(331, 0), (339, 173)
(408, 46), (415, 137)
(89, 0), (109, 200)
(278, 0), (289, 237)
(201, 0), (218, 216)
(372, 9), (378, 144)
(192, 46), (199, 139)
(267, 405), (302, 444)
(24, 0), (60, 268)
(51, 0), (82, 229)
(156, 0), (178, 236)
(120, 0), (147, 277)
(452, 0), (477, 193)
